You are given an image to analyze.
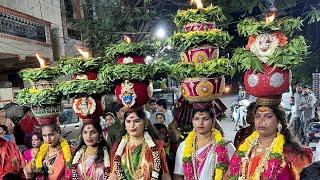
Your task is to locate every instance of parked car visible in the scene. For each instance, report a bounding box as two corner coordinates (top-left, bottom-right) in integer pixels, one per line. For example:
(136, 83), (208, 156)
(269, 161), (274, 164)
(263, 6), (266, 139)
(59, 107), (82, 145)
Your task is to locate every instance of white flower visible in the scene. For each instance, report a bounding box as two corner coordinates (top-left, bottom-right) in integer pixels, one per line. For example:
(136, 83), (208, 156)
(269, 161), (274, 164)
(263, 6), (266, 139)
(250, 34), (279, 63)
(123, 57), (134, 64)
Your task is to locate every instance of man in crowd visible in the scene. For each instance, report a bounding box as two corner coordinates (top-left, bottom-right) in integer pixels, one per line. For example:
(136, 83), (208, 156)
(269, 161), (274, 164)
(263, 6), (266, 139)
(18, 108), (40, 144)
(106, 103), (125, 148)
(151, 99), (174, 126)
(0, 137), (25, 178)
(299, 85), (317, 143)
(293, 83), (303, 140)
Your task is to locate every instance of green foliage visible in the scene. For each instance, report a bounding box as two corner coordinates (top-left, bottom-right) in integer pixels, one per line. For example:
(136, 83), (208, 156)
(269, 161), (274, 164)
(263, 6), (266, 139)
(16, 88), (60, 106)
(237, 18), (302, 37)
(19, 67), (60, 82)
(56, 80), (112, 98)
(58, 57), (101, 74)
(104, 42), (158, 63)
(171, 30), (232, 51)
(174, 5), (227, 27)
(306, 6), (320, 24)
(170, 58), (236, 80)
(99, 61), (171, 82)
(232, 36), (308, 72)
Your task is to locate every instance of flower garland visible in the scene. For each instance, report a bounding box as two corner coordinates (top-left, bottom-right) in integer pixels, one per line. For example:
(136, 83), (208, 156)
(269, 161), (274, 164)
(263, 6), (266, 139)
(114, 132), (161, 180)
(182, 128), (228, 180)
(229, 131), (285, 180)
(71, 146), (110, 179)
(35, 138), (72, 176)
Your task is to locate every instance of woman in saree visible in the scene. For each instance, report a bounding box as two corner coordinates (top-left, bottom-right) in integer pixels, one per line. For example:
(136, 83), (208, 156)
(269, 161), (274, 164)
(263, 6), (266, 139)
(225, 102), (312, 180)
(24, 119), (73, 179)
(71, 119), (110, 179)
(174, 103), (235, 180)
(23, 132), (43, 163)
(109, 108), (171, 180)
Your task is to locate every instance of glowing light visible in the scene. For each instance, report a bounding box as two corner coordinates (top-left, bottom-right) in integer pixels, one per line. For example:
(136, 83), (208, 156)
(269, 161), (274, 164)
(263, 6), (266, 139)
(36, 53), (48, 68)
(123, 35), (132, 44)
(265, 12), (276, 24)
(77, 48), (90, 59)
(156, 28), (166, 39)
(190, 0), (203, 9)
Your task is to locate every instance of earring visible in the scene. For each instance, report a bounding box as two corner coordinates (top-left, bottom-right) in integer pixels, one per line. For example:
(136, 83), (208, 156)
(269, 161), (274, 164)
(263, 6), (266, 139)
(277, 123), (282, 132)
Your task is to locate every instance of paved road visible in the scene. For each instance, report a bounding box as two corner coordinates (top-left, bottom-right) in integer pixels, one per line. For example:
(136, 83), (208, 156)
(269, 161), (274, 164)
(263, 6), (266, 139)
(219, 94), (237, 142)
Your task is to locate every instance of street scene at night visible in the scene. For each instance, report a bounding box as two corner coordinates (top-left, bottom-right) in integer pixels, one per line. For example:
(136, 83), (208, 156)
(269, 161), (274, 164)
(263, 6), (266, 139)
(0, 0), (320, 179)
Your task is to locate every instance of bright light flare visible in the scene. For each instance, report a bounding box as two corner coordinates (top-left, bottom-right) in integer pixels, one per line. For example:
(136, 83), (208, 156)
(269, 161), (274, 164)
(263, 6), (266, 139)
(265, 11), (276, 24)
(36, 53), (48, 68)
(77, 48), (90, 59)
(156, 28), (166, 39)
(190, 0), (203, 9)
(123, 35), (132, 44)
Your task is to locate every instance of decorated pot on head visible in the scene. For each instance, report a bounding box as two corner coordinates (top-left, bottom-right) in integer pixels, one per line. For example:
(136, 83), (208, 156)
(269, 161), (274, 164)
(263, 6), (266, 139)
(180, 76), (225, 103)
(244, 64), (291, 105)
(32, 104), (62, 123)
(183, 22), (216, 32)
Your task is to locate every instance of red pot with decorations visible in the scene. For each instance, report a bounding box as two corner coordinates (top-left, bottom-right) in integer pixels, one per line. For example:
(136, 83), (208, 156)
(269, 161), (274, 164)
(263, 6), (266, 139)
(72, 71), (98, 80)
(180, 76), (225, 102)
(72, 95), (103, 120)
(115, 80), (153, 109)
(244, 64), (291, 99)
(181, 46), (219, 63)
(183, 22), (216, 32)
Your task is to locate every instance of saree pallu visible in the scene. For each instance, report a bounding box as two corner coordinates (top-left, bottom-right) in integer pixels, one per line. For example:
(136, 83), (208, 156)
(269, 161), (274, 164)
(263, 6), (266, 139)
(75, 155), (107, 180)
(111, 140), (169, 180)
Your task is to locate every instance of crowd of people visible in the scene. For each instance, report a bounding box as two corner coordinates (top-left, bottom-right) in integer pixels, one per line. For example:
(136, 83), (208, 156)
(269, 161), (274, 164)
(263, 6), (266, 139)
(0, 93), (320, 179)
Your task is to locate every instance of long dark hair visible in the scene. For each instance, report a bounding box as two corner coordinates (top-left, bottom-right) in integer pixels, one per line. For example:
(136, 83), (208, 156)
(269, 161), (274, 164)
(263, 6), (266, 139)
(123, 109), (159, 140)
(253, 104), (303, 155)
(76, 121), (108, 163)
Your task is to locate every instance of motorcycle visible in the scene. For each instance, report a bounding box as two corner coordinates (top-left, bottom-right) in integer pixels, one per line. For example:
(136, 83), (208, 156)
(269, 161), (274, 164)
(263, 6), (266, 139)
(306, 121), (320, 151)
(232, 99), (251, 131)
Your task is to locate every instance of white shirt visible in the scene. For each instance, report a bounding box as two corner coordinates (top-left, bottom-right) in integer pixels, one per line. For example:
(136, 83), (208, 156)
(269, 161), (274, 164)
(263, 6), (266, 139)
(174, 140), (235, 179)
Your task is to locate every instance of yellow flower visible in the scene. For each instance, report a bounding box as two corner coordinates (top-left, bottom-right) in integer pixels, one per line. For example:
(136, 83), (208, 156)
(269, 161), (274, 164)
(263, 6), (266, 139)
(214, 168), (223, 180)
(183, 129), (196, 160)
(213, 128), (223, 143)
(60, 138), (72, 164)
(28, 87), (39, 94)
(272, 133), (285, 154)
(35, 143), (49, 169)
(238, 131), (259, 152)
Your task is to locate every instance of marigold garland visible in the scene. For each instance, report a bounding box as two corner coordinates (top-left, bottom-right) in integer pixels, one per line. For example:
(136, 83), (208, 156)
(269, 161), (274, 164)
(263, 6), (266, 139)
(182, 128), (228, 180)
(35, 138), (72, 171)
(229, 131), (285, 180)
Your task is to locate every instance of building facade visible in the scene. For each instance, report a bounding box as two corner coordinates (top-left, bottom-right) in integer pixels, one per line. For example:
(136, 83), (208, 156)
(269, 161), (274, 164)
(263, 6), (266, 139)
(0, 0), (84, 105)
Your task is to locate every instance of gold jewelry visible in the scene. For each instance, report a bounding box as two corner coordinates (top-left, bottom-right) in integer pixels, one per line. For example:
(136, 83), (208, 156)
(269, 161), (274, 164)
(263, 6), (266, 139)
(45, 153), (57, 175)
(196, 135), (212, 148)
(128, 137), (144, 147)
(85, 146), (98, 156)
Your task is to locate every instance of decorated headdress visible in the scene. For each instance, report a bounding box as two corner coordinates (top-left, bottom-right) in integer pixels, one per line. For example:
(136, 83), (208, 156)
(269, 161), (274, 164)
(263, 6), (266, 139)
(171, 2), (234, 126)
(101, 37), (170, 111)
(232, 10), (308, 106)
(16, 58), (62, 125)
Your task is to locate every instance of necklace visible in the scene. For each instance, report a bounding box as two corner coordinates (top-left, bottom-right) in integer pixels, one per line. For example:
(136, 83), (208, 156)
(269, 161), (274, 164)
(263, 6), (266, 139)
(81, 151), (94, 180)
(45, 152), (58, 175)
(128, 137), (144, 147)
(86, 146), (98, 156)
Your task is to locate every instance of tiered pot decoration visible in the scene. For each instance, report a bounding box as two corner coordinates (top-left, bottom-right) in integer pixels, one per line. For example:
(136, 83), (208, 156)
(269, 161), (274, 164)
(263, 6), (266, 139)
(16, 55), (62, 123)
(101, 39), (170, 110)
(170, 0), (235, 125)
(232, 10), (308, 102)
(56, 54), (107, 120)
(171, 1), (233, 102)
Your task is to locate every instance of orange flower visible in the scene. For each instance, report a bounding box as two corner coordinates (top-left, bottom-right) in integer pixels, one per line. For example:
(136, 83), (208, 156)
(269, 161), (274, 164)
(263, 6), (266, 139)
(273, 32), (288, 46)
(245, 35), (256, 50)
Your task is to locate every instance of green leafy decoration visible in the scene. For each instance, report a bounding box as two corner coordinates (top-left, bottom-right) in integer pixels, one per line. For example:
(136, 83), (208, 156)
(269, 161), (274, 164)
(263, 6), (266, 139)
(56, 80), (112, 98)
(19, 67), (60, 82)
(99, 61), (171, 82)
(232, 36), (308, 72)
(104, 42), (158, 63)
(16, 88), (60, 106)
(306, 6), (320, 24)
(174, 5), (227, 27)
(171, 29), (232, 52)
(170, 58), (235, 80)
(237, 17), (302, 37)
(58, 57), (101, 74)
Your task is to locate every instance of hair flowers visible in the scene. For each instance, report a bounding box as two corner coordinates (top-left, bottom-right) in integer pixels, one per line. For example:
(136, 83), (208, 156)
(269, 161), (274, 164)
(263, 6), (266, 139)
(229, 131), (285, 180)
(182, 128), (229, 180)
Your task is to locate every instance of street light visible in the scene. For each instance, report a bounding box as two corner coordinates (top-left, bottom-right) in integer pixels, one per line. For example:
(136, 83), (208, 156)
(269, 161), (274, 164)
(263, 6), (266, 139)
(156, 28), (166, 39)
